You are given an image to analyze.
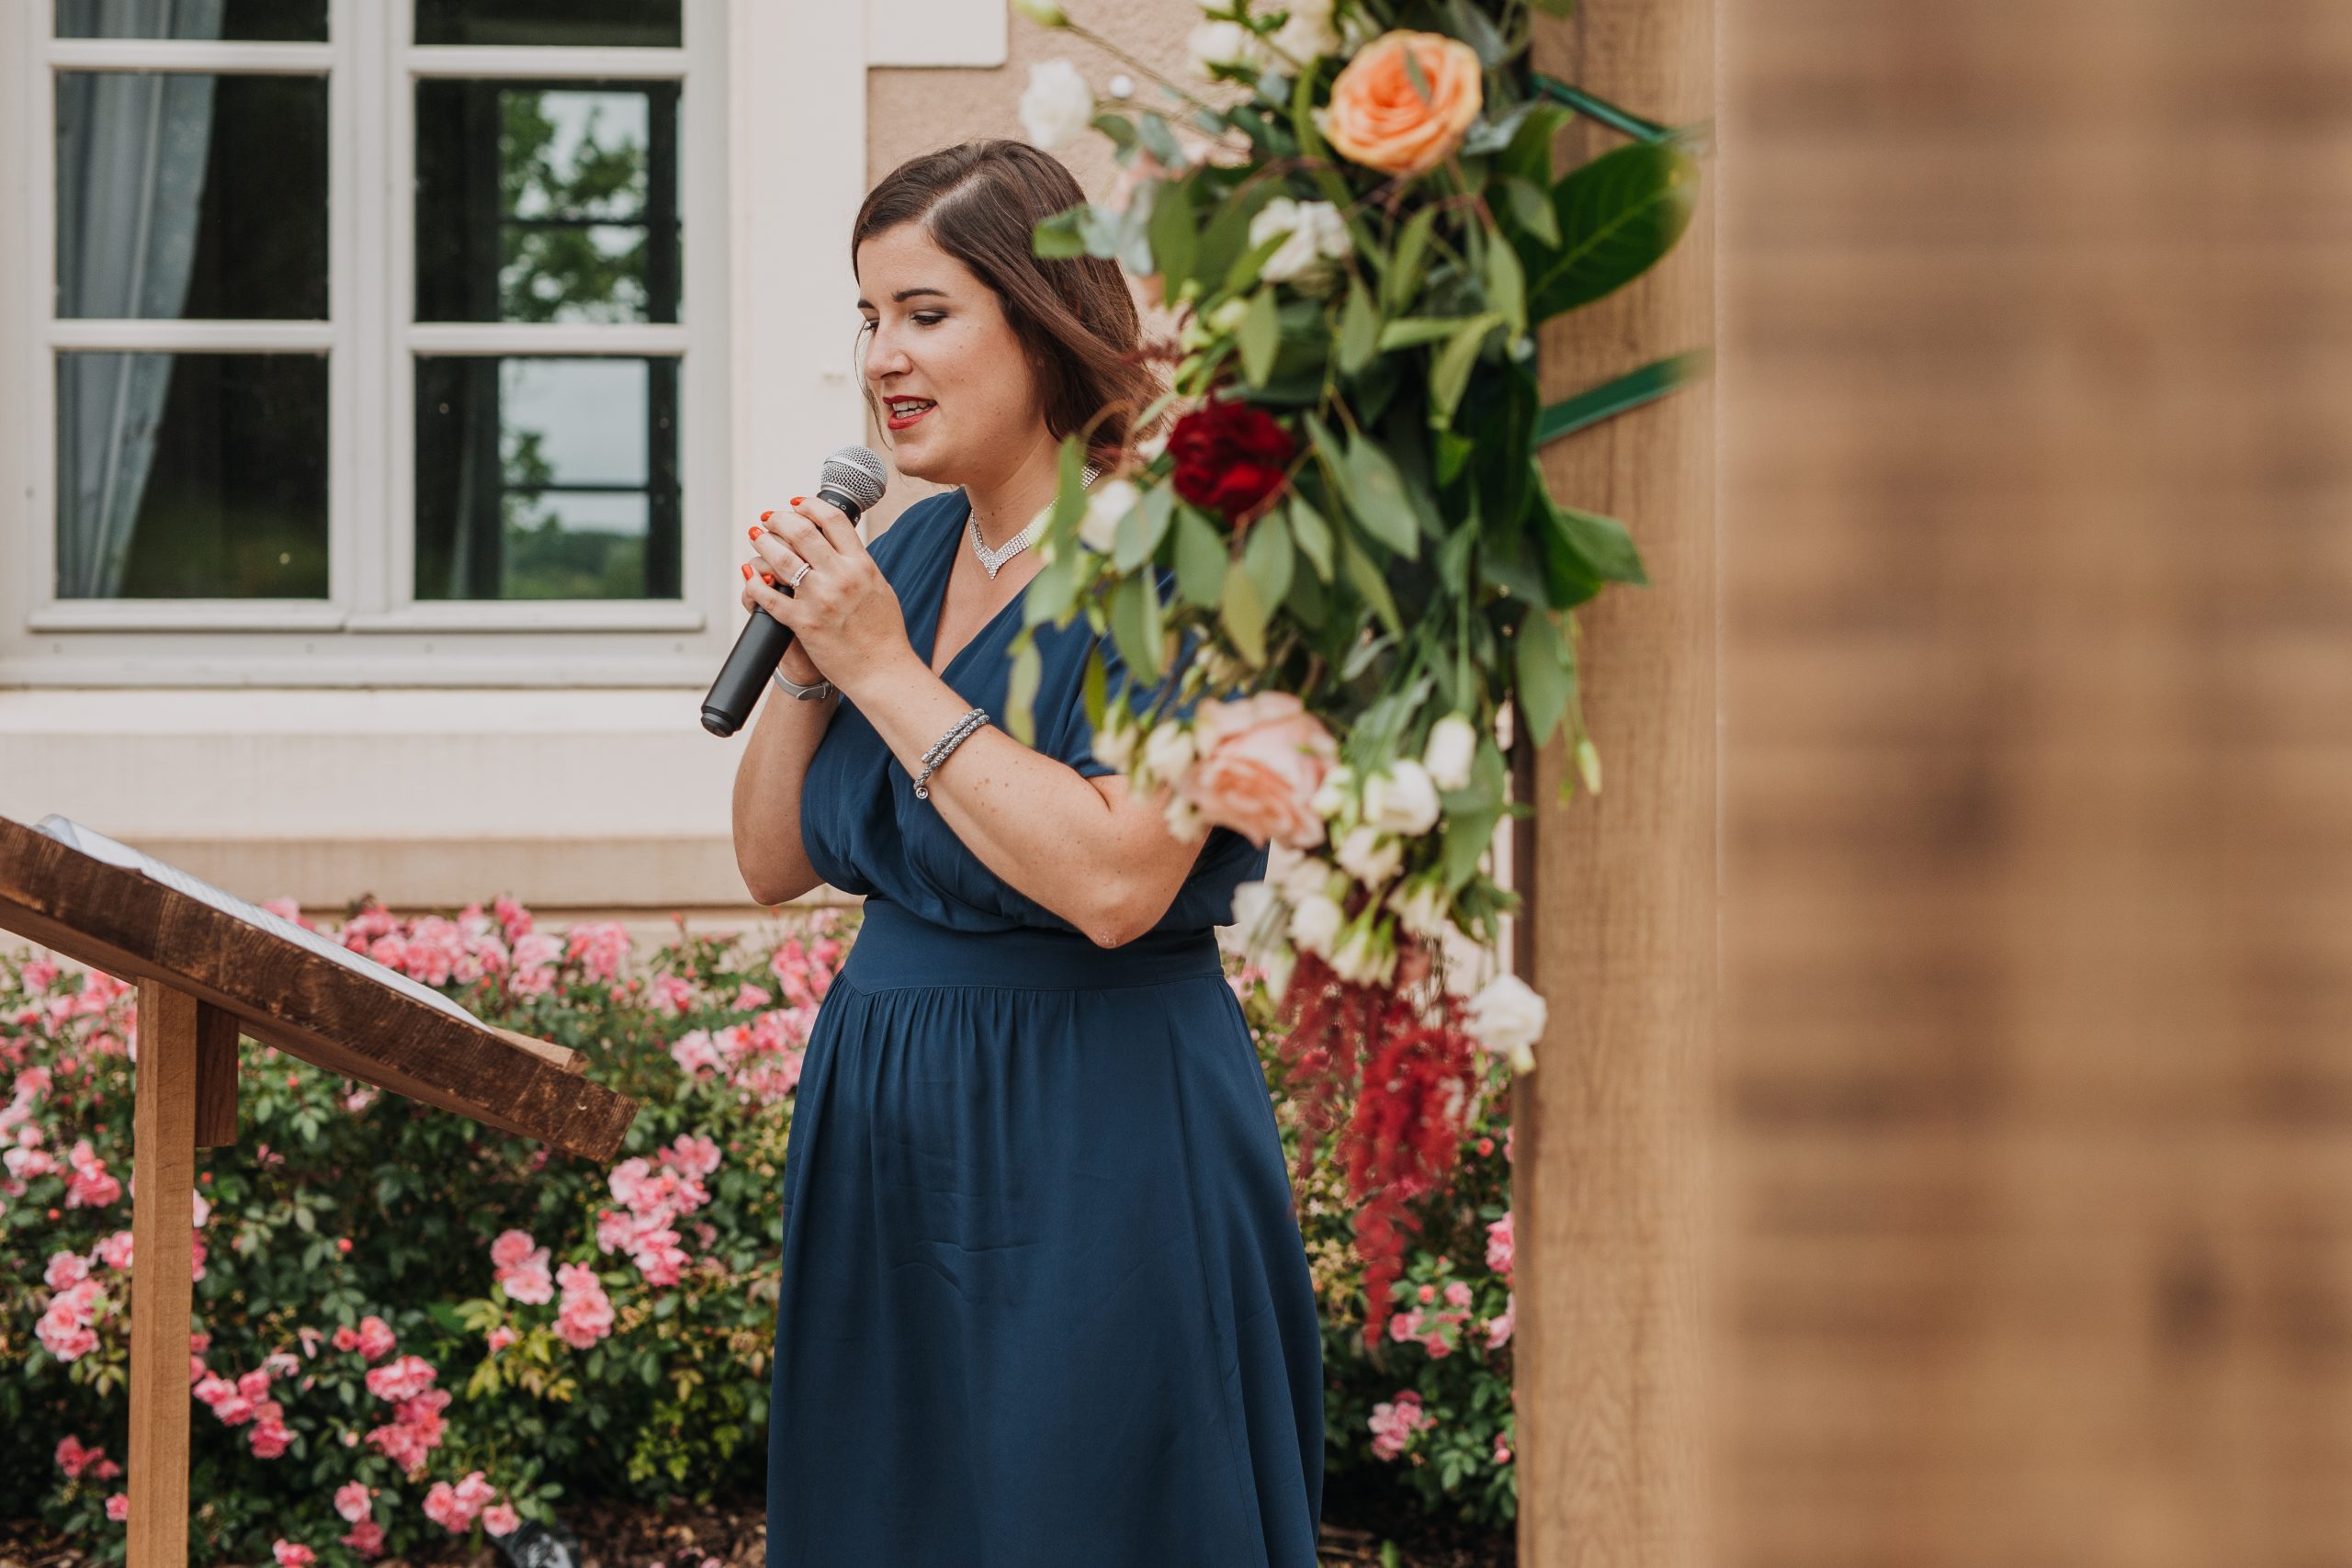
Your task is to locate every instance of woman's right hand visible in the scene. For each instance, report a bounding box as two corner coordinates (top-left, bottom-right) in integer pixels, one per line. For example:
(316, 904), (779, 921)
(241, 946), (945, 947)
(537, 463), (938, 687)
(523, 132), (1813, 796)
(741, 550), (830, 687)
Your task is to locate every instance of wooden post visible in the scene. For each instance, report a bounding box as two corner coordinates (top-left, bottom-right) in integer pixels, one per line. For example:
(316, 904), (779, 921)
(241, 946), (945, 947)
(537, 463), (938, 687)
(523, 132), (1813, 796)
(127, 981), (237, 1568)
(1513, 2), (1715, 1564)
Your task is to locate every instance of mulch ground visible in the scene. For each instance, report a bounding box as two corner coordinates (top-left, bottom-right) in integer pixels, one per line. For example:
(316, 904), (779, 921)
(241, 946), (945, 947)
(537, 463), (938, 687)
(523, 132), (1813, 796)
(3, 1482), (1512, 1567)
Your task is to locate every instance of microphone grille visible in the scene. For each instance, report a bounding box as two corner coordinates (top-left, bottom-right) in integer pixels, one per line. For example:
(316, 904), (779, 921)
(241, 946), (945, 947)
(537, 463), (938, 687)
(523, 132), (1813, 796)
(821, 445), (889, 513)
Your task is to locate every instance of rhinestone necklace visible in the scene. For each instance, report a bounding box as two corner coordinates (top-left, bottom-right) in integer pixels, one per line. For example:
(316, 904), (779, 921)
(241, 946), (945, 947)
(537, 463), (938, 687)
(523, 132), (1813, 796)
(969, 460), (1101, 580)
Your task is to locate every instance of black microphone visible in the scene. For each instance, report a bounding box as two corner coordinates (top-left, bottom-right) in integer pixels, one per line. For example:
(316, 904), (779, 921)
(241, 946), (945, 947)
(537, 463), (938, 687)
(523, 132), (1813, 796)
(700, 445), (889, 738)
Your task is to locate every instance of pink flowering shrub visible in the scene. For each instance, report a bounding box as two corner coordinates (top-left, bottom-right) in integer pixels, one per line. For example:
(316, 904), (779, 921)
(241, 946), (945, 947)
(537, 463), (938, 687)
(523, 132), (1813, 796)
(5, 898), (1518, 1564)
(1, 898), (850, 1566)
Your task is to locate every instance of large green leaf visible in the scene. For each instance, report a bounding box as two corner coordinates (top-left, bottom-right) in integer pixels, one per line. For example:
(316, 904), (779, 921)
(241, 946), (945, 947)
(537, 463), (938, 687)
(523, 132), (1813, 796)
(1110, 570), (1165, 682)
(1429, 310), (1506, 429)
(1521, 140), (1698, 325)
(1286, 491), (1335, 581)
(1338, 276), (1381, 375)
(1241, 506), (1295, 612)
(1513, 605), (1575, 748)
(1548, 498), (1648, 585)
(1343, 428), (1421, 559)
(1221, 559), (1267, 666)
(1383, 206), (1440, 315)
(1172, 507), (1227, 605)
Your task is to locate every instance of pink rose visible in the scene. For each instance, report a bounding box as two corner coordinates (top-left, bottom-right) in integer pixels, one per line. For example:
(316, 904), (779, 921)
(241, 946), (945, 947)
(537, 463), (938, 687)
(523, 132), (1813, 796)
(483, 1503), (522, 1537)
(106, 1493), (129, 1521)
(1179, 693), (1337, 850)
(273, 1543), (316, 1567)
(341, 1519), (386, 1558)
(335, 1481), (374, 1523)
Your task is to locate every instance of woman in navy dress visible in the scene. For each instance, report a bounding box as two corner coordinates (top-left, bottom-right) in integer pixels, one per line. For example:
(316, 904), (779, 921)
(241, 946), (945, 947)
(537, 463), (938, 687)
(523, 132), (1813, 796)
(731, 141), (1325, 1567)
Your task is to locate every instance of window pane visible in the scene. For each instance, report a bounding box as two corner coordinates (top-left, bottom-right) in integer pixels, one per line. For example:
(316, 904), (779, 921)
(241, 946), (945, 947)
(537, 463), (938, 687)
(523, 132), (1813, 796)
(56, 353), (328, 600)
(414, 0), (679, 48)
(57, 73), (328, 321)
(414, 356), (681, 601)
(55, 0), (327, 41)
(415, 82), (680, 325)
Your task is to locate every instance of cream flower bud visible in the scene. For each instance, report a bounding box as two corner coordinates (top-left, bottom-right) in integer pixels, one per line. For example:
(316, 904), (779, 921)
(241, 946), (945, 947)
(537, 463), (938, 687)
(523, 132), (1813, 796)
(1333, 823), (1402, 888)
(1385, 874), (1452, 942)
(1266, 841), (1337, 906)
(1421, 714), (1477, 793)
(1077, 478), (1140, 554)
(1308, 761), (1355, 820)
(1362, 760), (1441, 835)
(1187, 18), (1268, 73)
(1205, 296), (1250, 336)
(1465, 972), (1546, 1074)
(1289, 891), (1346, 959)
(1329, 917), (1397, 987)
(1089, 700), (1137, 773)
(1140, 719), (1197, 786)
(1017, 60), (1095, 152)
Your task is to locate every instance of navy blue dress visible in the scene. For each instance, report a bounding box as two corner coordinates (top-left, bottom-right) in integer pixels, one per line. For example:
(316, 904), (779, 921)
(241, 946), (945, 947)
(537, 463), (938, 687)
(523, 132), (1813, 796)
(765, 486), (1327, 1567)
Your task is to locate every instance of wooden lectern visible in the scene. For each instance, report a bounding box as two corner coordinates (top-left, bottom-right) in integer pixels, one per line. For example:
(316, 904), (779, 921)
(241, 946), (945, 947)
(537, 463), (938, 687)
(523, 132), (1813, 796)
(0, 812), (639, 1568)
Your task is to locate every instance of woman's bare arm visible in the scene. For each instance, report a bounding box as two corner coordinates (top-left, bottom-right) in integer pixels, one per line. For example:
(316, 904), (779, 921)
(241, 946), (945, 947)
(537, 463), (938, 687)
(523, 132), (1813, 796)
(729, 634), (843, 908)
(852, 649), (1208, 946)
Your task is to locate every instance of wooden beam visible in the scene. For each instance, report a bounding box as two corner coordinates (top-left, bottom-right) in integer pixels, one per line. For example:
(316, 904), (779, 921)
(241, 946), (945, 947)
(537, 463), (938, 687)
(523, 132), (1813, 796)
(1515, 2), (1716, 1563)
(128, 980), (203, 1568)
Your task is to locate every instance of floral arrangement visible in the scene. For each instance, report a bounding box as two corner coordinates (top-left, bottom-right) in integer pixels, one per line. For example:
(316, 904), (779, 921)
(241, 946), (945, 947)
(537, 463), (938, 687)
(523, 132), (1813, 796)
(1004, 0), (1705, 1343)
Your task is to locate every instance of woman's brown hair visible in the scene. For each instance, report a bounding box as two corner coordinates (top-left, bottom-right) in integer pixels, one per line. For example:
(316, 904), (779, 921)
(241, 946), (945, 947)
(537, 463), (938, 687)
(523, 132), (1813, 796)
(850, 139), (1170, 471)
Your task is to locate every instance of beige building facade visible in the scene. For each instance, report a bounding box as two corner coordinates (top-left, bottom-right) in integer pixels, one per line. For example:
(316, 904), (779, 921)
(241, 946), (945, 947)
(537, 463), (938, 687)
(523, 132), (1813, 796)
(0, 0), (1222, 946)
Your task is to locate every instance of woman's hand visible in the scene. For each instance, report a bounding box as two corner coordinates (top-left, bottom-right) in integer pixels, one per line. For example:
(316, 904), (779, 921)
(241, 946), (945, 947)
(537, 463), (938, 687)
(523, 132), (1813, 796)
(742, 494), (912, 697)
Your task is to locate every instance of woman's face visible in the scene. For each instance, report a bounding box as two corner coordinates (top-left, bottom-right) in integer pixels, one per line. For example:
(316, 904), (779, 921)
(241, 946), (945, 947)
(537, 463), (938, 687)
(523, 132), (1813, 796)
(855, 223), (1047, 487)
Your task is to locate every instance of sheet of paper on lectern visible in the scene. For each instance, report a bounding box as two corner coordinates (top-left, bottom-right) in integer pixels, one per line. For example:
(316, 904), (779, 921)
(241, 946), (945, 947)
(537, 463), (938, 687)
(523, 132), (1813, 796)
(30, 814), (482, 1031)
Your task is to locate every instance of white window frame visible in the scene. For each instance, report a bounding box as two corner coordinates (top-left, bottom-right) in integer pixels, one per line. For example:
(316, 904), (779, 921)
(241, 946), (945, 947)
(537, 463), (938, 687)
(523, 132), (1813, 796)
(2, 0), (757, 687)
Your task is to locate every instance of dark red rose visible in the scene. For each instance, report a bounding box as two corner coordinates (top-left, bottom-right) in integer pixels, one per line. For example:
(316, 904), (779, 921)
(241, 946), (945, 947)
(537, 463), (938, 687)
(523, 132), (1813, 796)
(1167, 399), (1296, 529)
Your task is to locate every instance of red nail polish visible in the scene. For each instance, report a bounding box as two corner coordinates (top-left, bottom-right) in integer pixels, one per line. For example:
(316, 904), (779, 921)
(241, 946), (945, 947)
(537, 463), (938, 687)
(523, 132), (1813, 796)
(759, 510), (775, 523)
(748, 525), (761, 540)
(790, 496), (805, 506)
(741, 562), (752, 579)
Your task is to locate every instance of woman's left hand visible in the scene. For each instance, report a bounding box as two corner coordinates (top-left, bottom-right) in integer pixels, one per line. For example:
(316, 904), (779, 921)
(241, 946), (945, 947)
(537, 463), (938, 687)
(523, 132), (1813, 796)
(751, 493), (913, 696)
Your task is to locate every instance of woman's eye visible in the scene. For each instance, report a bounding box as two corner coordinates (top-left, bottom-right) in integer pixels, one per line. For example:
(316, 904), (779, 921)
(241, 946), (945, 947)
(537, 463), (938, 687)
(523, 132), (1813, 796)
(913, 313), (945, 326)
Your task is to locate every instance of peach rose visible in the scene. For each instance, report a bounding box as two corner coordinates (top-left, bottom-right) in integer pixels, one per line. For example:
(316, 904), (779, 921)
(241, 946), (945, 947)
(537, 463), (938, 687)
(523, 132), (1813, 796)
(1180, 692), (1338, 850)
(1317, 30), (1484, 178)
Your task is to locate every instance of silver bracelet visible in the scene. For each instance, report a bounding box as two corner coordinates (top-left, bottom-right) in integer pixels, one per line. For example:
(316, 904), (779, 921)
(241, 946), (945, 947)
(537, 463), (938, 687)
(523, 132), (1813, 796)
(913, 707), (988, 800)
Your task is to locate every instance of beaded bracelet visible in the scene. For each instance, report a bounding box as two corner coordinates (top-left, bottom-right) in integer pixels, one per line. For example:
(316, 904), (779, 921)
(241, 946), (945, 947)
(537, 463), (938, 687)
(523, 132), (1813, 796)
(913, 706), (988, 800)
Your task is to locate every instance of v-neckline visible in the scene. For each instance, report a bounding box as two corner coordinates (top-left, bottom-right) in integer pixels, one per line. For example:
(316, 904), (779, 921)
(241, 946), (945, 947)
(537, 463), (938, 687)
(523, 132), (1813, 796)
(921, 487), (1033, 680)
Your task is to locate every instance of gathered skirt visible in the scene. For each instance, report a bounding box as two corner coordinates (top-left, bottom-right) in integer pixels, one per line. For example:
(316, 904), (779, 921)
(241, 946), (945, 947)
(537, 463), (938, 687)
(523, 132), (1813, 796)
(764, 898), (1326, 1568)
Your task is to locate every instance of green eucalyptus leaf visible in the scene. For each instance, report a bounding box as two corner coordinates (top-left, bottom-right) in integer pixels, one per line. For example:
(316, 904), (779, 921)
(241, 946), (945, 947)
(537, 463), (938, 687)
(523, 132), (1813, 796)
(1241, 507), (1295, 611)
(1091, 113), (1139, 151)
(1338, 276), (1381, 375)
(1147, 175), (1197, 290)
(1499, 175), (1561, 247)
(1110, 570), (1165, 682)
(1513, 605), (1573, 748)
(1429, 310), (1505, 428)
(1033, 205), (1087, 259)
(1384, 206), (1440, 314)
(1344, 426), (1422, 558)
(1136, 110), (1185, 168)
(1005, 637), (1042, 745)
(1172, 507), (1228, 605)
(1340, 532), (1405, 637)
(1238, 284), (1280, 386)
(1286, 492), (1335, 581)
(1221, 559), (1267, 665)
(1374, 316), (1461, 352)
(1485, 233), (1527, 336)
(1115, 482), (1174, 571)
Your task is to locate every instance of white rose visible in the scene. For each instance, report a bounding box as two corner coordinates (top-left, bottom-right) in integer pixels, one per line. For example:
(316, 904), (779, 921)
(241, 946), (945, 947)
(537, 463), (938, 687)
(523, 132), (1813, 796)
(1362, 760), (1441, 835)
(1289, 891), (1346, 959)
(1187, 18), (1268, 74)
(1464, 972), (1546, 1074)
(1089, 700), (1136, 773)
(1333, 823), (1401, 888)
(1223, 877), (1283, 957)
(1162, 788), (1205, 841)
(1018, 60), (1095, 152)
(1385, 874), (1452, 942)
(1329, 918), (1396, 987)
(1138, 720), (1196, 789)
(1077, 478), (1140, 554)
(1421, 714), (1477, 793)
(1308, 761), (1354, 820)
(1259, 942), (1298, 1003)
(1266, 841), (1337, 906)
(1248, 197), (1351, 287)
(1271, 0), (1342, 62)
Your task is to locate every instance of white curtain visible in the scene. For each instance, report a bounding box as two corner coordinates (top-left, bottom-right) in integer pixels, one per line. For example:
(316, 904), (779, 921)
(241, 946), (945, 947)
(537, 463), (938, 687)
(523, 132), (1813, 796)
(53, 0), (227, 598)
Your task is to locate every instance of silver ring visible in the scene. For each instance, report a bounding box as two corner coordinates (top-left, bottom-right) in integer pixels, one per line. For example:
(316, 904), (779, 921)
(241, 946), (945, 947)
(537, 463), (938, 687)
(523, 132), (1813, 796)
(788, 561), (813, 589)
